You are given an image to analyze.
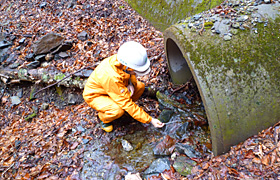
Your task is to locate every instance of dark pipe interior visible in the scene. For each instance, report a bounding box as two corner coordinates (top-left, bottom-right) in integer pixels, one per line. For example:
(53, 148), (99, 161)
(166, 38), (193, 84)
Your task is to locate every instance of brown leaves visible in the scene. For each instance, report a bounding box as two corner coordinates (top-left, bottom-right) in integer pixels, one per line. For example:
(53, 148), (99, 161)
(189, 122), (280, 179)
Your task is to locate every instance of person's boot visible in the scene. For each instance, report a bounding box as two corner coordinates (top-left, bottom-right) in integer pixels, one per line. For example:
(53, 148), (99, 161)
(142, 87), (157, 99)
(97, 116), (113, 132)
(100, 121), (113, 132)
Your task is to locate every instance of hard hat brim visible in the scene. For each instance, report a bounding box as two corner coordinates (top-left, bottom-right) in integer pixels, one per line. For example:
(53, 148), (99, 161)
(134, 66), (151, 76)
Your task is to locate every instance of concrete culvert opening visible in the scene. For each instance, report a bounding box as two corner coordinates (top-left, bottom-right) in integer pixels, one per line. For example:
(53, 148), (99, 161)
(164, 9), (280, 155)
(165, 38), (193, 85)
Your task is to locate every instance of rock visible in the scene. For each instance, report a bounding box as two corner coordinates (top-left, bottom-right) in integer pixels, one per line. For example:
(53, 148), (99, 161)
(82, 139), (89, 144)
(77, 31), (88, 41)
(67, 94), (77, 105)
(158, 109), (174, 123)
(33, 33), (65, 55)
(16, 89), (23, 98)
(34, 54), (46, 61)
(223, 35), (232, 41)
(40, 2), (47, 8)
(77, 125), (85, 132)
(73, 69), (93, 78)
(58, 51), (69, 59)
(5, 54), (16, 65)
(153, 135), (177, 156)
(193, 14), (202, 21)
(142, 158), (171, 179)
(25, 53), (34, 61)
(125, 172), (142, 180)
(27, 61), (40, 69)
(41, 103), (49, 110)
(10, 96), (21, 106)
(173, 155), (197, 176)
(0, 41), (12, 49)
(121, 139), (133, 152)
(19, 38), (26, 44)
(175, 143), (202, 158)
(9, 63), (20, 69)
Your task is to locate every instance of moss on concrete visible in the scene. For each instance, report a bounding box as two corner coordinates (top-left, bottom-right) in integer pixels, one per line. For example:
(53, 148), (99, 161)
(127, 0), (223, 31)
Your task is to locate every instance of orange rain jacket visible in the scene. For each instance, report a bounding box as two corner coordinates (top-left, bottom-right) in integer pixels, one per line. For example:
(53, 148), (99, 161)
(83, 54), (152, 124)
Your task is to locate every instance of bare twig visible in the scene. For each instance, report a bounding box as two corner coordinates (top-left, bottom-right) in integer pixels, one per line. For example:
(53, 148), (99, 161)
(170, 81), (189, 96)
(31, 65), (93, 99)
(1, 163), (14, 178)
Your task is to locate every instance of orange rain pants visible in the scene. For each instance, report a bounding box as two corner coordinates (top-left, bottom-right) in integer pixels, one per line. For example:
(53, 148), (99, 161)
(83, 54), (152, 124)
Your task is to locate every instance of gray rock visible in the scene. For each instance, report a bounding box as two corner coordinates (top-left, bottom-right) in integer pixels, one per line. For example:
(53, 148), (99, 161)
(25, 53), (34, 61)
(27, 61), (40, 69)
(40, 2), (47, 8)
(73, 69), (93, 78)
(0, 41), (12, 49)
(5, 54), (16, 65)
(41, 103), (49, 110)
(16, 89), (23, 98)
(33, 33), (65, 55)
(143, 158), (171, 179)
(11, 96), (21, 106)
(173, 155), (197, 176)
(9, 63), (20, 69)
(58, 51), (69, 59)
(19, 38), (26, 44)
(68, 94), (77, 105)
(77, 31), (88, 41)
(175, 143), (202, 159)
(121, 139), (133, 152)
(193, 14), (202, 21)
(34, 54), (46, 61)
(223, 35), (232, 41)
(77, 125), (85, 132)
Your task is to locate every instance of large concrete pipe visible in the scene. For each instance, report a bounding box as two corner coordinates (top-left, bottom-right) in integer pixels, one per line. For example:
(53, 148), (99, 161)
(127, 0), (223, 31)
(164, 3), (280, 155)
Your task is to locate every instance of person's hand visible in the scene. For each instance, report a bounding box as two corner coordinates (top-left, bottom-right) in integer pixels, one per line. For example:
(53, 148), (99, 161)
(127, 84), (134, 97)
(151, 118), (165, 128)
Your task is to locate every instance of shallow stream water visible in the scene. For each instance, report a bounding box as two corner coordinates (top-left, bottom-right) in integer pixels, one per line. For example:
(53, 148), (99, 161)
(88, 91), (212, 177)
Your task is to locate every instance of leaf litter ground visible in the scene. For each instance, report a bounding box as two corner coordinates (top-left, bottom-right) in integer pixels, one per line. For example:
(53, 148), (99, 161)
(1, 0), (280, 179)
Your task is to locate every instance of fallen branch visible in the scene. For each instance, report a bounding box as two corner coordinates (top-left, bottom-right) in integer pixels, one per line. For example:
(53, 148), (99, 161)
(31, 65), (93, 100)
(1, 163), (14, 179)
(169, 81), (189, 96)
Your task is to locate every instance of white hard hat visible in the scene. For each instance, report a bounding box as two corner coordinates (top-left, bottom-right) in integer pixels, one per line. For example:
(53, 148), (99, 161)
(117, 41), (151, 76)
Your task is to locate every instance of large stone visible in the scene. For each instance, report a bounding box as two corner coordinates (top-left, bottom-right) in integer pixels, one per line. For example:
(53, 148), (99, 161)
(33, 33), (65, 55)
(173, 155), (197, 176)
(142, 158), (171, 179)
